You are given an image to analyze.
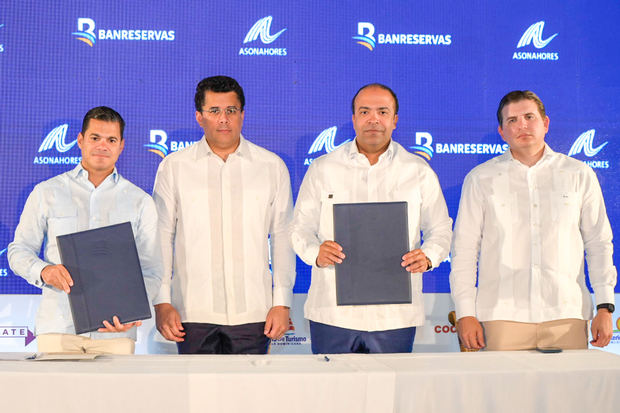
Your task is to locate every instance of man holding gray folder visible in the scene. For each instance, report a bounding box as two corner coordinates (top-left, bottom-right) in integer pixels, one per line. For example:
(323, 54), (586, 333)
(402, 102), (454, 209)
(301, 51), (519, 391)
(291, 84), (452, 353)
(8, 107), (162, 354)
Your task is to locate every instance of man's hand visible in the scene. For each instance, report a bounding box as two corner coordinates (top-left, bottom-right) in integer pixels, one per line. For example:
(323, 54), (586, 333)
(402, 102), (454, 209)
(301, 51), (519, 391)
(97, 315), (142, 333)
(264, 306), (290, 340)
(155, 303), (185, 342)
(457, 316), (485, 350)
(41, 264), (74, 293)
(590, 309), (613, 347)
(316, 241), (345, 268)
(401, 249), (430, 273)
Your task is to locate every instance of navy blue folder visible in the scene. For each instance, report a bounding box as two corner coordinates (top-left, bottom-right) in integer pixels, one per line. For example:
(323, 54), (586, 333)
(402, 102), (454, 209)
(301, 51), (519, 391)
(333, 202), (411, 305)
(56, 222), (151, 334)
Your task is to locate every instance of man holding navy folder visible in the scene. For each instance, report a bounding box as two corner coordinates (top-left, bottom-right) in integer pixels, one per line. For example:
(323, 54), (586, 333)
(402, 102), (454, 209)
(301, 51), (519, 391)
(291, 84), (452, 353)
(8, 107), (162, 354)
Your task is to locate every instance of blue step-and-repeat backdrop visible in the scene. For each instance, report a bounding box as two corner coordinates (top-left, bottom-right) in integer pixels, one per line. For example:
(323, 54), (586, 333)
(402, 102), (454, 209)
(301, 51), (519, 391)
(1, 1), (619, 353)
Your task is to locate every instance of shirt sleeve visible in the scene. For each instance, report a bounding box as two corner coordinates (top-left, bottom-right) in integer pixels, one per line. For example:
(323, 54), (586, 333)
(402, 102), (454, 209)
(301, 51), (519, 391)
(449, 172), (484, 319)
(7, 184), (51, 288)
(289, 161), (322, 267)
(151, 157), (176, 305)
(418, 164), (453, 270)
(134, 195), (164, 304)
(580, 167), (617, 306)
(269, 159), (296, 308)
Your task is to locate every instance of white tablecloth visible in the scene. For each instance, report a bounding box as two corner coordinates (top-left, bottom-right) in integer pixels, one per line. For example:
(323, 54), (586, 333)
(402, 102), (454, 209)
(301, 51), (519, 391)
(0, 350), (618, 413)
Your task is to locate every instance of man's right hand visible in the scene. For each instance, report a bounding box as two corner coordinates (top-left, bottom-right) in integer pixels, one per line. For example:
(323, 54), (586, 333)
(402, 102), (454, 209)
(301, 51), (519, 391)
(315, 241), (345, 268)
(41, 264), (73, 293)
(457, 316), (485, 350)
(155, 303), (185, 342)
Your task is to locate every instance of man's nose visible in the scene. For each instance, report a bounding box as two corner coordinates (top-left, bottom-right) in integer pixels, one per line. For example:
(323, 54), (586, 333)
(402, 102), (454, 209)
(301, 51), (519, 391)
(217, 113), (230, 123)
(95, 140), (110, 150)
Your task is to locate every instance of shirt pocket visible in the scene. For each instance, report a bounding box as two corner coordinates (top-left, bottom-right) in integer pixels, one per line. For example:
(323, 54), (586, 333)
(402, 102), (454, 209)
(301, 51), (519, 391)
(487, 193), (518, 225)
(550, 191), (580, 225)
(48, 206), (78, 237)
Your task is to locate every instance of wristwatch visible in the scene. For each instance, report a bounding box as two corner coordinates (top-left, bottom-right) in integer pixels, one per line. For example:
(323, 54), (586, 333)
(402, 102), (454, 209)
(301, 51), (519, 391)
(425, 257), (433, 271)
(596, 303), (615, 313)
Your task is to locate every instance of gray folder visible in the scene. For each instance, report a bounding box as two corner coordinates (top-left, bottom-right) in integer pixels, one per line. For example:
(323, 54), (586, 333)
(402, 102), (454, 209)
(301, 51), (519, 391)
(56, 222), (151, 334)
(333, 202), (412, 305)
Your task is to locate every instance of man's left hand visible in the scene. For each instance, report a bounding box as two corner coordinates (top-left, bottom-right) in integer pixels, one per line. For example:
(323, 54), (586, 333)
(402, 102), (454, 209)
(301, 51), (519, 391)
(402, 249), (430, 273)
(590, 309), (613, 347)
(264, 306), (290, 340)
(97, 315), (142, 333)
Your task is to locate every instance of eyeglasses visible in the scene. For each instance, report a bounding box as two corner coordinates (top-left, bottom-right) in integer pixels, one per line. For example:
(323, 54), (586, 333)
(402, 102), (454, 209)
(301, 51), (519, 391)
(202, 106), (241, 117)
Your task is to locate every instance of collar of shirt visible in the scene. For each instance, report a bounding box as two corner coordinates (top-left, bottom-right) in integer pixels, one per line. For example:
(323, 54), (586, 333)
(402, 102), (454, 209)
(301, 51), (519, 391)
(347, 138), (396, 164)
(499, 143), (556, 168)
(196, 134), (252, 161)
(70, 163), (120, 184)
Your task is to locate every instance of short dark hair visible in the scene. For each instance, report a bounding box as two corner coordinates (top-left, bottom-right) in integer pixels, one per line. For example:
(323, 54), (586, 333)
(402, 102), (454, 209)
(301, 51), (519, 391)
(351, 83), (399, 114)
(497, 90), (546, 126)
(194, 76), (245, 112)
(81, 106), (125, 139)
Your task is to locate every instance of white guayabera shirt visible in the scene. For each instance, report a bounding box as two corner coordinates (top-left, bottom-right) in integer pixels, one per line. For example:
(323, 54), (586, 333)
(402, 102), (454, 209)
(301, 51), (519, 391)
(291, 139), (453, 331)
(450, 145), (616, 323)
(8, 164), (163, 339)
(153, 136), (296, 325)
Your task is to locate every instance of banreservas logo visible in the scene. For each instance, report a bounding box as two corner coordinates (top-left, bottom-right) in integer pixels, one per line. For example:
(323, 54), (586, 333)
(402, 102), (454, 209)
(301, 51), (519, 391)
(353, 22), (452, 51)
(145, 130), (197, 158)
(410, 132), (508, 160)
(513, 21), (558, 61)
(239, 16), (287, 56)
(34, 124), (81, 165)
(410, 132), (434, 160)
(73, 18), (175, 47)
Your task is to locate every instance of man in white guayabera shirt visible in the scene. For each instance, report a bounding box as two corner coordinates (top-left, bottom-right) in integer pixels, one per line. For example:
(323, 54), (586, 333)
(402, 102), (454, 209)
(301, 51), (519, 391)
(152, 76), (296, 354)
(450, 90), (616, 351)
(9, 106), (163, 354)
(291, 83), (452, 353)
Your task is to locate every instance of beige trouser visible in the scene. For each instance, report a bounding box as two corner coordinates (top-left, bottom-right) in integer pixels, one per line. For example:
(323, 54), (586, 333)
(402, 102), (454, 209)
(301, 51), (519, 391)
(37, 333), (135, 354)
(482, 319), (588, 351)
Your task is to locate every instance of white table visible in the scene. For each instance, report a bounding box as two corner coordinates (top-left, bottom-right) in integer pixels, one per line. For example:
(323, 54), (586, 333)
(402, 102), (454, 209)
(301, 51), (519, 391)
(0, 350), (618, 413)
